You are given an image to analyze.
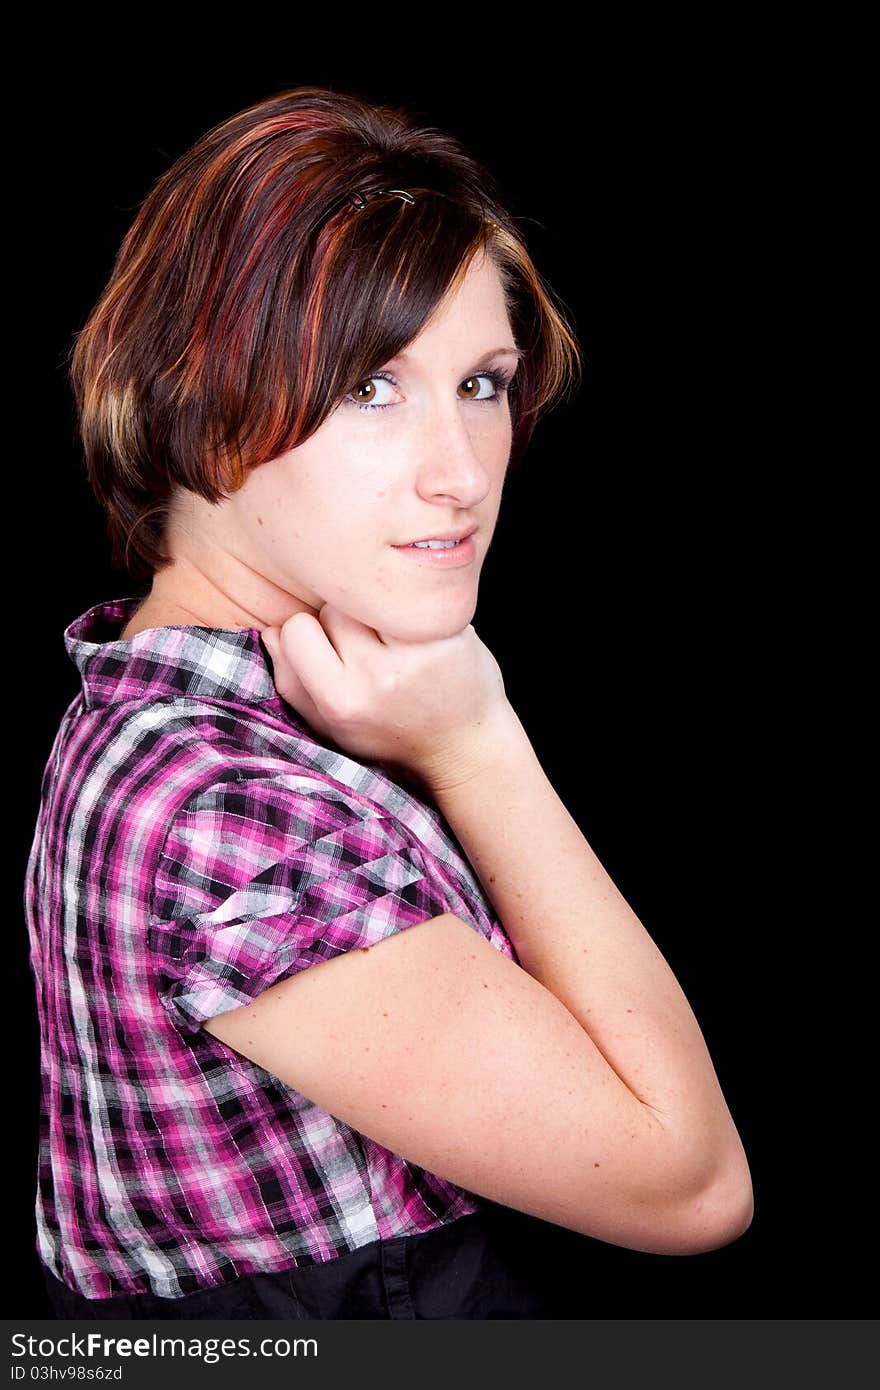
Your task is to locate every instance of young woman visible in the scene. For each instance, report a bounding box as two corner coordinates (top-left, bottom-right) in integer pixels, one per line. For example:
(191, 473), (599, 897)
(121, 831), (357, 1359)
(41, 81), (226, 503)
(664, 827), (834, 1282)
(26, 85), (752, 1320)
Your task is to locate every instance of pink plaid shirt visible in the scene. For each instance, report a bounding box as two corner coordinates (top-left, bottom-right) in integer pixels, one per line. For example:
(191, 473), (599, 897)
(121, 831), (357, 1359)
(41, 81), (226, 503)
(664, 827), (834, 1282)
(24, 596), (517, 1300)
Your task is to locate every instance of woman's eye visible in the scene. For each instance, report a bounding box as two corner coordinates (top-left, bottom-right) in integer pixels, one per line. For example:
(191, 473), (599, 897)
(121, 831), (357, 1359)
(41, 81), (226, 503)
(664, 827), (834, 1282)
(344, 369), (513, 413)
(458, 373), (500, 401)
(347, 375), (398, 410)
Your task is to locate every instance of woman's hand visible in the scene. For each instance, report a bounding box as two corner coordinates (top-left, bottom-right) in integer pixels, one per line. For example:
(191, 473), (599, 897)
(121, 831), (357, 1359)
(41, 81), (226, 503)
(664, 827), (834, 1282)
(261, 605), (511, 789)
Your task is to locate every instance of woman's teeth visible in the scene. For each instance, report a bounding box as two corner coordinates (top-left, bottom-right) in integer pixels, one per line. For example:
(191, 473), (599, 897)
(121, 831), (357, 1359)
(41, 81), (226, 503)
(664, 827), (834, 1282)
(411, 539), (461, 549)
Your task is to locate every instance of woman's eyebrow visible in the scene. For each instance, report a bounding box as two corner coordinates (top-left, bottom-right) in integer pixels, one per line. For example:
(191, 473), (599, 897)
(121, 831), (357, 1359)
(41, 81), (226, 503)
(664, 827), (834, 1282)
(385, 345), (525, 367)
(477, 345), (525, 363)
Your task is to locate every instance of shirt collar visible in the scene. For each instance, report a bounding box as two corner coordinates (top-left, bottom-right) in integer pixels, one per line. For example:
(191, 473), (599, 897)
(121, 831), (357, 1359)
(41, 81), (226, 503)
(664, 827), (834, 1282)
(65, 596), (286, 710)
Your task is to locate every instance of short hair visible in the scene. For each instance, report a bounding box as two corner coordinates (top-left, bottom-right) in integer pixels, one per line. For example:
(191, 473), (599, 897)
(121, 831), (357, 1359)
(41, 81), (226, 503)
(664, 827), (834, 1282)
(69, 86), (584, 582)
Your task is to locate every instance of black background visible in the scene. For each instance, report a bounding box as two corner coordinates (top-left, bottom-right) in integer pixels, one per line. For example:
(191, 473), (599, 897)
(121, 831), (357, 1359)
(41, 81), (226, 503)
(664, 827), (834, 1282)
(14, 39), (851, 1320)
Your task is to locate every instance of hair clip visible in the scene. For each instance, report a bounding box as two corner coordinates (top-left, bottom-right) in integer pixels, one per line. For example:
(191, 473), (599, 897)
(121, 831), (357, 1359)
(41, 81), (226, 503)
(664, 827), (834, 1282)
(348, 188), (416, 211)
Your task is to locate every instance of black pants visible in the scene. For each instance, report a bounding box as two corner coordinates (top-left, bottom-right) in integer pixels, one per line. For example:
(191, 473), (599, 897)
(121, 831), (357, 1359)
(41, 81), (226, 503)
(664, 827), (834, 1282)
(41, 1207), (588, 1319)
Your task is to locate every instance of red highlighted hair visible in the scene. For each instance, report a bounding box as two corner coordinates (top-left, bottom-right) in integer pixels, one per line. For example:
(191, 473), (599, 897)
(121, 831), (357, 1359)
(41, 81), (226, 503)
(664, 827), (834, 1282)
(69, 86), (583, 580)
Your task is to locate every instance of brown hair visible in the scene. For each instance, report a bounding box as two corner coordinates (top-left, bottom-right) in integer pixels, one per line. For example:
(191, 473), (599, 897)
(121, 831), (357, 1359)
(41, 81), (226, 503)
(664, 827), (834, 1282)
(68, 85), (584, 581)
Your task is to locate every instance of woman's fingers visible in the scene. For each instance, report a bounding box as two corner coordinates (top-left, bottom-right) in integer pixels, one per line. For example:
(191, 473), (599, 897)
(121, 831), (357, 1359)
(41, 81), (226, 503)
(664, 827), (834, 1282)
(316, 602), (390, 656)
(261, 625), (305, 705)
(262, 601), (506, 775)
(276, 611), (346, 704)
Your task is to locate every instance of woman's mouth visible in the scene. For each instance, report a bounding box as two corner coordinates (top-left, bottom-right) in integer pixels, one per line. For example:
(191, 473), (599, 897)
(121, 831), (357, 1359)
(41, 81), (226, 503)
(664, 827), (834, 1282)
(391, 534), (477, 567)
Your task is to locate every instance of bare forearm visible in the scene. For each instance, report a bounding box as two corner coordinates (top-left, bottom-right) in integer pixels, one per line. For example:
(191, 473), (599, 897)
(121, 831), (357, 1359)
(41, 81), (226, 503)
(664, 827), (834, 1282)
(427, 704), (751, 1201)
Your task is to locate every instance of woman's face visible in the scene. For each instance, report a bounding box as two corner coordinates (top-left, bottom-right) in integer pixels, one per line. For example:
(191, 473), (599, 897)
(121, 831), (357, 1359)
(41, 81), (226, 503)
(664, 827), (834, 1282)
(212, 250), (521, 643)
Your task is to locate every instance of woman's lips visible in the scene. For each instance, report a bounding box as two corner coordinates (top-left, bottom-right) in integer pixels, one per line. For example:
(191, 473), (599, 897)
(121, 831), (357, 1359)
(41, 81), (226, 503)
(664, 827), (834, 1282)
(390, 534), (477, 567)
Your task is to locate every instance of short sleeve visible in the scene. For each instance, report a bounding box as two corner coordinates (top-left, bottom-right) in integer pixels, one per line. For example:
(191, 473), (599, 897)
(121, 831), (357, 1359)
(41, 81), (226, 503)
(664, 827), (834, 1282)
(147, 776), (455, 1038)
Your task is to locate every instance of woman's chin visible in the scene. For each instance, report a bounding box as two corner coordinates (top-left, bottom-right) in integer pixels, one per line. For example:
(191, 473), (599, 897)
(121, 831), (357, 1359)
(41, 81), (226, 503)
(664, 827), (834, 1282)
(381, 602), (477, 644)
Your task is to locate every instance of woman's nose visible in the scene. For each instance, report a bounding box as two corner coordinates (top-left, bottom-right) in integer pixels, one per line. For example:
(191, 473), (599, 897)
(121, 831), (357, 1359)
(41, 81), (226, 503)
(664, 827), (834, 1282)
(416, 419), (497, 508)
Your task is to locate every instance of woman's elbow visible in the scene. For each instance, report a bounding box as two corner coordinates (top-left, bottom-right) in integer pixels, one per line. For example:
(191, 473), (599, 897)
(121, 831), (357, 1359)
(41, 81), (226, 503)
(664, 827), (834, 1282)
(670, 1155), (755, 1256)
(624, 1131), (754, 1256)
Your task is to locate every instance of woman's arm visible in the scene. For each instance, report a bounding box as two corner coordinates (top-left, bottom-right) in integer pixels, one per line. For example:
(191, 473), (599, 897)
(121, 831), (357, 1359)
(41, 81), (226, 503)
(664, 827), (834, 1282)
(246, 607), (753, 1251)
(420, 700), (753, 1236)
(205, 694), (752, 1256)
